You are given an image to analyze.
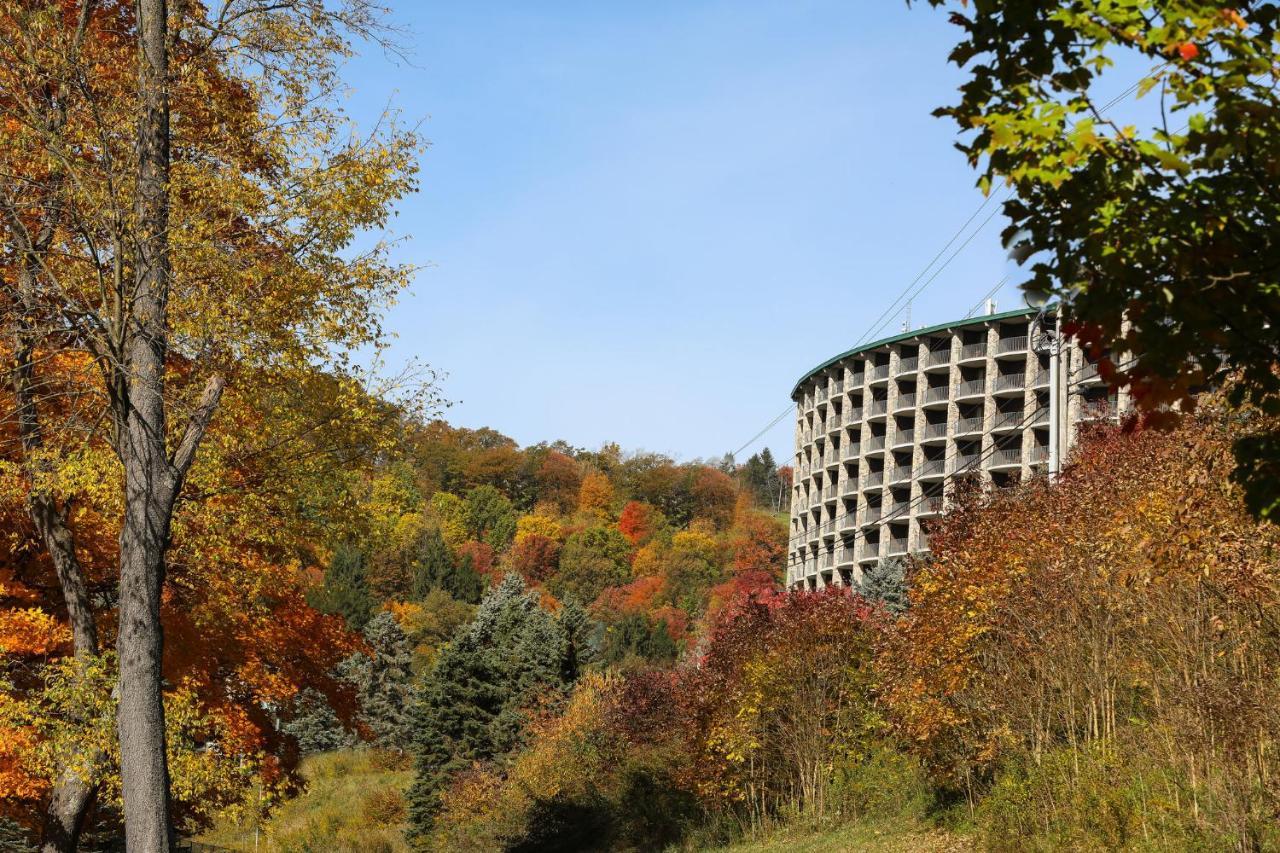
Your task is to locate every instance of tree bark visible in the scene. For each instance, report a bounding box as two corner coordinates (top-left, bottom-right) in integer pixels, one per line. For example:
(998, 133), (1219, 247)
(117, 0), (176, 848)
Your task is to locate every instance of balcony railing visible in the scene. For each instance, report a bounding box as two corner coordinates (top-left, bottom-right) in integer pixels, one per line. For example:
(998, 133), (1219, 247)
(870, 363), (891, 381)
(863, 507), (882, 525)
(890, 464), (913, 483)
(1029, 445), (1049, 464)
(955, 416), (984, 435)
(992, 411), (1023, 430)
(924, 385), (949, 404)
(864, 470), (884, 487)
(926, 348), (951, 367)
(824, 484), (838, 500)
(1080, 399), (1115, 420)
(922, 422), (947, 440)
(865, 435), (886, 452)
(956, 452), (981, 469)
(833, 380), (844, 394)
(817, 387), (829, 402)
(996, 336), (1028, 354)
(887, 537), (909, 556)
(837, 546), (857, 565)
(846, 406), (863, 423)
(995, 373), (1026, 392)
(919, 458), (946, 477)
(849, 371), (865, 387)
(895, 392), (917, 411)
(1032, 370), (1051, 387)
(887, 499), (911, 518)
(861, 541), (881, 560)
(920, 495), (944, 515)
(893, 429), (915, 447)
(991, 448), (1022, 467)
(827, 413), (843, 430)
(961, 342), (987, 360)
(867, 399), (888, 416)
(898, 356), (919, 373)
(842, 442), (860, 460)
(957, 378), (986, 398)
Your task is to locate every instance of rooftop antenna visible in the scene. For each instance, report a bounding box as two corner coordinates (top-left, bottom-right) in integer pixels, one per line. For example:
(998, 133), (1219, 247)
(986, 298), (997, 315)
(901, 301), (912, 332)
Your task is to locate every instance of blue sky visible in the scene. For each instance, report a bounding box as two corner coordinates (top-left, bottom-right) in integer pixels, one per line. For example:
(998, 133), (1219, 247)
(338, 2), (1121, 464)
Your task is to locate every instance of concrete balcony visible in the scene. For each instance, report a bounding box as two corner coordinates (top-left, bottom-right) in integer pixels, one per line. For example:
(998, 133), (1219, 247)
(1032, 370), (1050, 387)
(826, 413), (843, 433)
(887, 537), (909, 557)
(991, 411), (1024, 432)
(817, 387), (829, 402)
(894, 392), (917, 412)
(849, 371), (865, 388)
(954, 416), (984, 436)
(842, 442), (861, 461)
(863, 469), (884, 488)
(956, 451), (981, 470)
(898, 356), (919, 374)
(990, 447), (1022, 469)
(921, 422), (948, 443)
(892, 429), (915, 449)
(862, 506), (882, 526)
(836, 546), (857, 568)
(866, 399), (889, 418)
(864, 435), (886, 454)
(924, 349), (951, 370)
(923, 385), (950, 407)
(918, 495), (944, 516)
(993, 373), (1026, 395)
(838, 514), (858, 535)
(995, 336), (1029, 357)
(846, 406), (864, 423)
(870, 363), (891, 382)
(860, 541), (881, 563)
(1080, 399), (1116, 420)
(959, 342), (987, 362)
(956, 378), (986, 400)
(890, 464), (913, 484)
(886, 498), (911, 518)
(918, 459), (946, 479)
(833, 379), (844, 395)
(1028, 445), (1048, 464)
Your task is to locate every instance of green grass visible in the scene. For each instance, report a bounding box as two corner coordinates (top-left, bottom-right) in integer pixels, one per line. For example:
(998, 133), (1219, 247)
(712, 819), (973, 853)
(196, 750), (413, 853)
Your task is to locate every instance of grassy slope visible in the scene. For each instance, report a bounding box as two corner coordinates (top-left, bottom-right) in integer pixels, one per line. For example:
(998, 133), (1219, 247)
(197, 750), (412, 853)
(714, 820), (974, 853)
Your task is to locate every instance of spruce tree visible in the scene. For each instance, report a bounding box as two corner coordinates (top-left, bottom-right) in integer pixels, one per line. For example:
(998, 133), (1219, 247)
(308, 544), (373, 631)
(282, 687), (351, 755)
(858, 556), (909, 614)
(407, 573), (575, 840)
(410, 527), (484, 604)
(339, 611), (415, 749)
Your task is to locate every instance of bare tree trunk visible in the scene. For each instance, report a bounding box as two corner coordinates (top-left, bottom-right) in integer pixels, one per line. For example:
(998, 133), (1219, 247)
(117, 0), (176, 847)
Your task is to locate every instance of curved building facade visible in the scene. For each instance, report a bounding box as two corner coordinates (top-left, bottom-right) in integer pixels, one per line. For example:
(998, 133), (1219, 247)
(787, 307), (1127, 590)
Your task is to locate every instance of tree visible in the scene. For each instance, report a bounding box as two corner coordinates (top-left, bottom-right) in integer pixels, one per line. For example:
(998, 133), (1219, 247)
(282, 688), (352, 756)
(577, 471), (615, 521)
(858, 557), (909, 615)
(508, 534), (562, 585)
(338, 612), (415, 750)
(598, 612), (678, 666)
(463, 485), (517, 550)
(309, 546), (374, 632)
(920, 0), (1280, 517)
(408, 574), (576, 838)
(550, 526), (633, 605)
(0, 0), (423, 843)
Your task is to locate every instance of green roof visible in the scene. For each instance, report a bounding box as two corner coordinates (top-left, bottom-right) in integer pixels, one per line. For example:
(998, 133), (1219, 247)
(790, 307), (1040, 400)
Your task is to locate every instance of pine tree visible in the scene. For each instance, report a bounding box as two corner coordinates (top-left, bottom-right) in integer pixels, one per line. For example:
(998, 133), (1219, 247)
(339, 611), (415, 749)
(282, 687), (352, 755)
(308, 544), (374, 631)
(858, 556), (909, 614)
(407, 573), (575, 840)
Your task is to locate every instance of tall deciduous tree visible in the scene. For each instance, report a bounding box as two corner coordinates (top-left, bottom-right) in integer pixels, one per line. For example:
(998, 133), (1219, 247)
(919, 0), (1280, 516)
(0, 0), (424, 844)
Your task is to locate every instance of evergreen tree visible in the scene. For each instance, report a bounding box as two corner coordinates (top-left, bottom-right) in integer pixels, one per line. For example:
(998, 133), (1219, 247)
(339, 611), (416, 749)
(598, 612), (678, 666)
(408, 573), (575, 839)
(410, 527), (484, 605)
(858, 556), (909, 614)
(282, 687), (352, 755)
(308, 544), (373, 631)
